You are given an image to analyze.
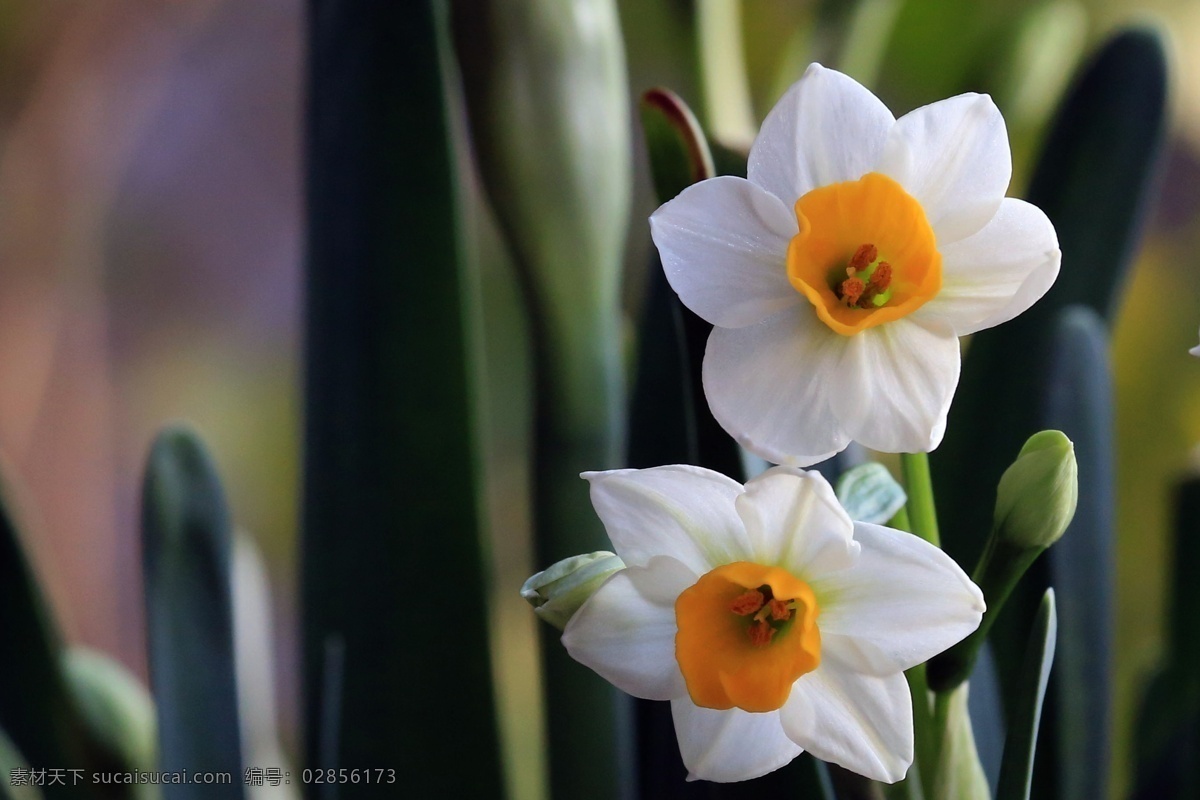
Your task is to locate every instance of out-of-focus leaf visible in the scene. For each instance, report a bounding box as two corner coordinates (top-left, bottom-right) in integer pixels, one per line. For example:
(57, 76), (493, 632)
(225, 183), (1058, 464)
(640, 87), (714, 203)
(141, 426), (242, 798)
(454, 0), (633, 796)
(305, 1), (502, 795)
(1038, 307), (1113, 800)
(62, 649), (158, 800)
(1130, 476), (1200, 799)
(0, 460), (118, 799)
(0, 725), (41, 800)
(995, 589), (1057, 800)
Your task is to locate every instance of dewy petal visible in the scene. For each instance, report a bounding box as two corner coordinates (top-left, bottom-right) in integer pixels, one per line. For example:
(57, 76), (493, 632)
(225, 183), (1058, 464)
(812, 522), (985, 675)
(703, 307), (851, 466)
(670, 698), (802, 782)
(651, 176), (800, 328)
(584, 466), (751, 575)
(749, 63), (895, 206)
(876, 93), (1011, 245)
(829, 316), (961, 455)
(734, 467), (859, 577)
(562, 555), (695, 701)
(918, 198), (1061, 336)
(780, 653), (913, 783)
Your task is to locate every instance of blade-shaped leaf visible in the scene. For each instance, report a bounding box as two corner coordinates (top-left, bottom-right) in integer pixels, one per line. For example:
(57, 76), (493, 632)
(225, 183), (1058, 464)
(995, 589), (1058, 800)
(0, 462), (121, 799)
(305, 0), (502, 794)
(1129, 476), (1200, 798)
(141, 426), (242, 798)
(1038, 306), (1113, 800)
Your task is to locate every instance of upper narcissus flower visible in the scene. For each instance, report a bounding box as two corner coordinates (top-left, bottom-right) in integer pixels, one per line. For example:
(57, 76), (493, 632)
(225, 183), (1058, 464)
(1190, 327), (1200, 357)
(562, 465), (984, 782)
(650, 64), (1061, 465)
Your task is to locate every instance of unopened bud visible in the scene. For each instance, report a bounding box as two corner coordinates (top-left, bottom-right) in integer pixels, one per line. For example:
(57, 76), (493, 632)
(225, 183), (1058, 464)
(929, 431), (1078, 692)
(993, 430), (1078, 549)
(521, 551), (625, 630)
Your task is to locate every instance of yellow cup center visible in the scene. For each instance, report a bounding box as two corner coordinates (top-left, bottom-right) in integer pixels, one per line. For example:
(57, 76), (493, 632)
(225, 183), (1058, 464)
(787, 172), (942, 336)
(675, 561), (820, 713)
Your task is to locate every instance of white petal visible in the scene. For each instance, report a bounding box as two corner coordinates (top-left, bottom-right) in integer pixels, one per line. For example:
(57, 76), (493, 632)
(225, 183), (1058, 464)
(703, 307), (851, 466)
(813, 522), (985, 674)
(584, 466), (751, 575)
(670, 698), (801, 782)
(780, 654), (913, 783)
(877, 93), (1011, 244)
(562, 556), (694, 701)
(749, 63), (895, 205)
(651, 177), (800, 328)
(919, 198), (1061, 335)
(829, 317), (961, 454)
(735, 467), (859, 577)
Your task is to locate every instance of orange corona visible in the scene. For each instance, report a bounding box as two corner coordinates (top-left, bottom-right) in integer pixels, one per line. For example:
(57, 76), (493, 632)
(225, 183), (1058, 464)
(787, 172), (942, 336)
(675, 562), (821, 713)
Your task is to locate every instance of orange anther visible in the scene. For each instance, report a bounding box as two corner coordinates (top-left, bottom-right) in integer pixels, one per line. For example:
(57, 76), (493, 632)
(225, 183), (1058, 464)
(748, 620), (776, 647)
(769, 599), (792, 621)
(849, 243), (878, 271)
(729, 589), (765, 616)
(867, 261), (893, 293)
(840, 276), (865, 306)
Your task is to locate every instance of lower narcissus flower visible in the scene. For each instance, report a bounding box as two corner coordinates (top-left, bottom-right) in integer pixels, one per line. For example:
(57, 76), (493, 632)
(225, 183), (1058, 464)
(650, 63), (1061, 465)
(561, 465), (984, 783)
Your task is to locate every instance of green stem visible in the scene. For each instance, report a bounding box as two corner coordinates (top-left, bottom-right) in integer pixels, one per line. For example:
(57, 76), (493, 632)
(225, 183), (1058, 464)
(900, 452), (940, 547)
(906, 664), (935, 800)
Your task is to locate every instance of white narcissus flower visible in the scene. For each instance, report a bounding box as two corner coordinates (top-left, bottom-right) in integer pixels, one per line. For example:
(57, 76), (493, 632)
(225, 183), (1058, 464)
(650, 64), (1061, 465)
(1190, 327), (1200, 357)
(562, 465), (984, 783)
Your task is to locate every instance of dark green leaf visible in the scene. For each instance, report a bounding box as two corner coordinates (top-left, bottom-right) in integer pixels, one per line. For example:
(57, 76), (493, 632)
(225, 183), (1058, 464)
(0, 463), (118, 799)
(1038, 307), (1113, 800)
(141, 426), (242, 798)
(1129, 476), (1200, 798)
(304, 1), (503, 796)
(0, 724), (41, 800)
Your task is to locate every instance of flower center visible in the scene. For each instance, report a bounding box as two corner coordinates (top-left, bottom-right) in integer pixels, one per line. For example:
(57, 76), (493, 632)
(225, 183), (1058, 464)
(786, 171), (941, 336)
(675, 561), (820, 713)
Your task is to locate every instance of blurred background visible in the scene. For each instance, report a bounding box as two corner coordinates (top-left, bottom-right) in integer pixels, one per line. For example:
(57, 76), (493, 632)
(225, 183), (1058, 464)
(3, 0), (1200, 798)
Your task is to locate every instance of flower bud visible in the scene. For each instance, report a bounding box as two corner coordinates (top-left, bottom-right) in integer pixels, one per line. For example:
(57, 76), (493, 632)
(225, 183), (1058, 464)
(993, 429), (1078, 549)
(521, 551), (625, 631)
(929, 431), (1077, 692)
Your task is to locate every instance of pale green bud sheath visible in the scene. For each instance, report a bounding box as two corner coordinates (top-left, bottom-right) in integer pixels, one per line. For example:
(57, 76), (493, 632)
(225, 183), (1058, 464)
(928, 431), (1077, 692)
(521, 552), (625, 631)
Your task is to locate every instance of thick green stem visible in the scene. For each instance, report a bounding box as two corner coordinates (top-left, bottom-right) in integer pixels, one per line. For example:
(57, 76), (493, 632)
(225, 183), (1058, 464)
(901, 452), (940, 548)
(906, 664), (936, 800)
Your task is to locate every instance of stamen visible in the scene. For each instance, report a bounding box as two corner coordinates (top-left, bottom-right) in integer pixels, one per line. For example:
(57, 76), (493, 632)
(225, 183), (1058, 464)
(748, 620), (776, 647)
(769, 599), (792, 621)
(849, 243), (878, 271)
(729, 589), (765, 616)
(840, 276), (865, 307)
(866, 261), (892, 294)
